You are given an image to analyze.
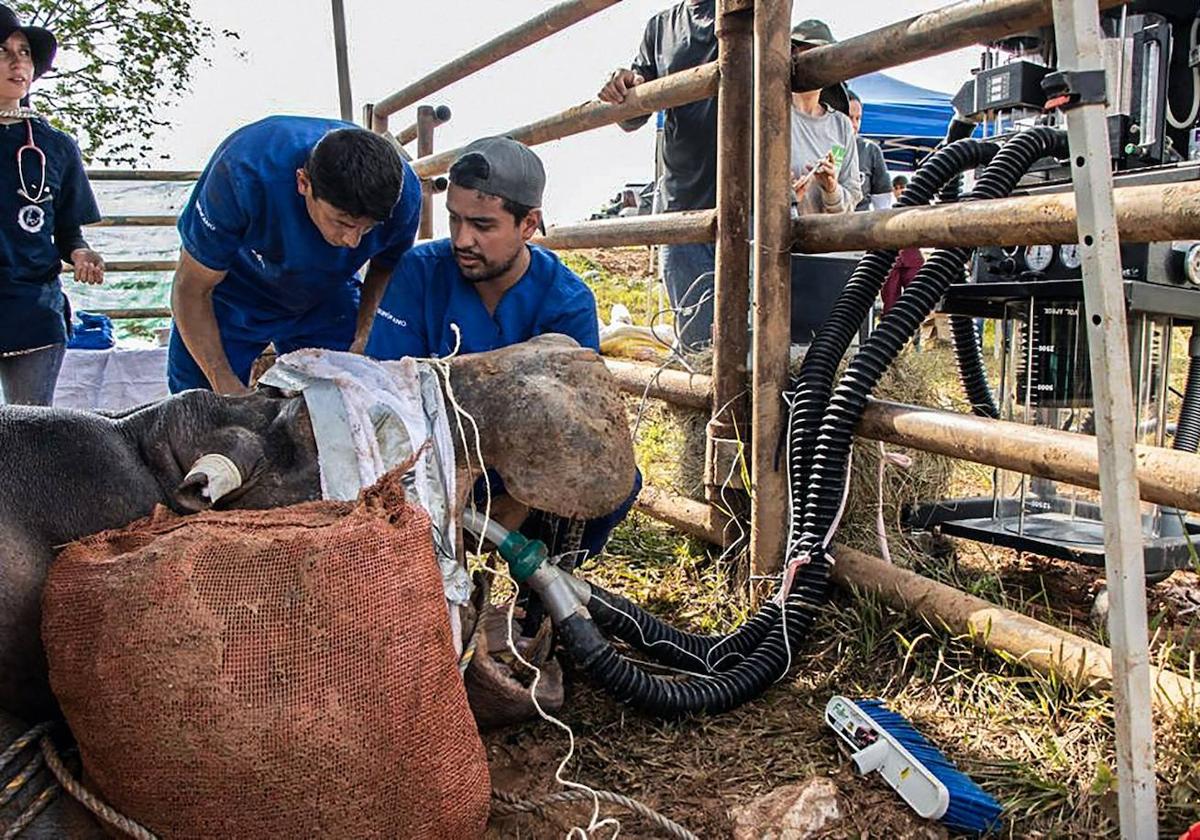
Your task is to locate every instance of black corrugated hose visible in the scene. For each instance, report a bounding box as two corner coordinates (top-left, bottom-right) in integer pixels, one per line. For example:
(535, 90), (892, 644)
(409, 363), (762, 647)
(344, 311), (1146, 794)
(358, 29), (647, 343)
(785, 138), (1000, 532)
(796, 127), (1068, 567)
(577, 138), (1001, 678)
(536, 138), (1078, 719)
(1173, 350), (1200, 453)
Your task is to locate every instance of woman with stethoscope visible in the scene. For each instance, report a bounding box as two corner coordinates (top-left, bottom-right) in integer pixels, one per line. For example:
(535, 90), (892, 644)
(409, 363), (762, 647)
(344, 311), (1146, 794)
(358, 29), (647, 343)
(0, 5), (104, 405)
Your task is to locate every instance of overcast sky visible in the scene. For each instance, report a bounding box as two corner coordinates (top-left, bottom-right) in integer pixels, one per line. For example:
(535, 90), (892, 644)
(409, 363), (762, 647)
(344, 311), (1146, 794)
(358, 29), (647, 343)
(143, 1), (982, 234)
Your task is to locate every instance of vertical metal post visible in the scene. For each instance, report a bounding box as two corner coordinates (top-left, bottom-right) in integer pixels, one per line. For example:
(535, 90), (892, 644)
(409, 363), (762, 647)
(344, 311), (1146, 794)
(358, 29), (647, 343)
(709, 0), (754, 506)
(750, 0), (793, 581)
(417, 105), (437, 240)
(1050, 0), (1157, 834)
(330, 0), (353, 121)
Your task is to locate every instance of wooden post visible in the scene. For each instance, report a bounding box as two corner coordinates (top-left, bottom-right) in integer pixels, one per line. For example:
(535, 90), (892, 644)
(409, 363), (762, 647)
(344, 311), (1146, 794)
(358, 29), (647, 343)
(750, 0), (793, 582)
(1051, 0), (1157, 833)
(709, 0), (754, 504)
(330, 0), (353, 121)
(417, 105), (437, 240)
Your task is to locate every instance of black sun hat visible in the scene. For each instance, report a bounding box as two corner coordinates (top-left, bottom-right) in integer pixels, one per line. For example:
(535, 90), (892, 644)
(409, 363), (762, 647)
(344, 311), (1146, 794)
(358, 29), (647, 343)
(0, 5), (57, 80)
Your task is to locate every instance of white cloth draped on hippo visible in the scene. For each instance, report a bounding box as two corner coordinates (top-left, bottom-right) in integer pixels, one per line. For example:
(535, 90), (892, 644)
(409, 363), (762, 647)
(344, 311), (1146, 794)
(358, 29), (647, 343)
(259, 349), (468, 609)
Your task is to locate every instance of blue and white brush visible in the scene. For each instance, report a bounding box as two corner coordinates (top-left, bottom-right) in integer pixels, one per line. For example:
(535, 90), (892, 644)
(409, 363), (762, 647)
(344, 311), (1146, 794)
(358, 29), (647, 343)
(825, 696), (1003, 835)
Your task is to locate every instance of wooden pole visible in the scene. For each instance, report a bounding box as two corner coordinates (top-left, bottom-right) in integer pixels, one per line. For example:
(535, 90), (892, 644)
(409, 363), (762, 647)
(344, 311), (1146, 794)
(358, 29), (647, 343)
(373, 0), (622, 119)
(417, 105), (437, 240)
(750, 0), (793, 582)
(792, 180), (1200, 252)
(634, 485), (729, 546)
(330, 0), (353, 122)
(411, 64), (720, 179)
(709, 0), (754, 504)
(830, 545), (1198, 712)
(790, 0), (1124, 93)
(535, 210), (716, 250)
(599, 360), (1200, 514)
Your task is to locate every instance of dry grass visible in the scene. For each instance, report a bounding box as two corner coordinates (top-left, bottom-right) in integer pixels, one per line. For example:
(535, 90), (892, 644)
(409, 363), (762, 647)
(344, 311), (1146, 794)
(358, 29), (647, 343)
(484, 249), (1200, 839)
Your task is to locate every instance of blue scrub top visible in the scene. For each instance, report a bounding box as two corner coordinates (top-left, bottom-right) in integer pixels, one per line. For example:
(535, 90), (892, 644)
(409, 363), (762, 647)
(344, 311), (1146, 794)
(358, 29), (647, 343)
(178, 115), (422, 324)
(365, 240), (600, 359)
(0, 118), (100, 353)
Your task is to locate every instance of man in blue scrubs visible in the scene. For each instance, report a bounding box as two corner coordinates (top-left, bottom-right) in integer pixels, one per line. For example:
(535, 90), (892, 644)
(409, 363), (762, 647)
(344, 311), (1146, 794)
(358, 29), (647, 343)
(168, 116), (421, 394)
(366, 137), (637, 569)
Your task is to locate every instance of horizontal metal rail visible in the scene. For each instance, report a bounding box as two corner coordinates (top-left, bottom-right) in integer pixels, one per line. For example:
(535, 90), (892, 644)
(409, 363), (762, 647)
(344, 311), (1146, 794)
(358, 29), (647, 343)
(537, 210), (716, 250)
(603, 360), (1200, 512)
(397, 104), (451, 146)
(412, 63), (719, 178)
(85, 170), (200, 182)
(791, 0), (1124, 92)
(65, 260), (176, 273)
(92, 215), (178, 227)
(793, 181), (1200, 252)
(373, 0), (621, 119)
(89, 307), (171, 320)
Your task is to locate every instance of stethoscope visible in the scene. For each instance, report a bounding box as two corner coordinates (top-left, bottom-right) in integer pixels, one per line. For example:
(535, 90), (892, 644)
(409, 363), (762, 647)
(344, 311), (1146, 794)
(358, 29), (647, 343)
(15, 118), (49, 233)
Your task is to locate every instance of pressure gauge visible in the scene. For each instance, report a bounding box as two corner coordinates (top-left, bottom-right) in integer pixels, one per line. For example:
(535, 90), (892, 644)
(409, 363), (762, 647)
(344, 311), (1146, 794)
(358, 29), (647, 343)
(1059, 243), (1082, 270)
(1186, 243), (1200, 286)
(1024, 244), (1055, 272)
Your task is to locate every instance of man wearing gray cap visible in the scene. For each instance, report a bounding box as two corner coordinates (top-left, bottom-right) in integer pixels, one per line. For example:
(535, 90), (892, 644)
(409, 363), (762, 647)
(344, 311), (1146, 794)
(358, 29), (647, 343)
(365, 136), (599, 359)
(366, 137), (636, 578)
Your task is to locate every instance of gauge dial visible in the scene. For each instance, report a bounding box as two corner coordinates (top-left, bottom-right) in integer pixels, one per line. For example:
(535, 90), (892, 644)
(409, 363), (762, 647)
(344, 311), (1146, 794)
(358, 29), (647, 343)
(1024, 244), (1055, 272)
(1059, 243), (1082, 270)
(1186, 243), (1200, 285)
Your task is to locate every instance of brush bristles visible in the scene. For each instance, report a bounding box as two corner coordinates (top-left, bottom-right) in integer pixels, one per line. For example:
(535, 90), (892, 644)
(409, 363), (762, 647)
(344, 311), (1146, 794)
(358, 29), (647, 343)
(858, 699), (1003, 835)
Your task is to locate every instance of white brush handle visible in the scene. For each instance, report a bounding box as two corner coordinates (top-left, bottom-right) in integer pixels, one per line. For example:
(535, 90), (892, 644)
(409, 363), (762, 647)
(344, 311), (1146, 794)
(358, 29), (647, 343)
(825, 696), (949, 820)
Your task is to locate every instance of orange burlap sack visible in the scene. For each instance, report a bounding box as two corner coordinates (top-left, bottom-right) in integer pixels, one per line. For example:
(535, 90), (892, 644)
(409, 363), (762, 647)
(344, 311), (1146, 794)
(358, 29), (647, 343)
(42, 470), (489, 839)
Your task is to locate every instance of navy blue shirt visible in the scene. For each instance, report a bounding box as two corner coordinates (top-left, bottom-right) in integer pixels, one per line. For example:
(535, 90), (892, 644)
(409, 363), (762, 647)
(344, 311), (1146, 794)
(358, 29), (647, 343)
(178, 115), (421, 323)
(365, 240), (600, 359)
(0, 118), (100, 353)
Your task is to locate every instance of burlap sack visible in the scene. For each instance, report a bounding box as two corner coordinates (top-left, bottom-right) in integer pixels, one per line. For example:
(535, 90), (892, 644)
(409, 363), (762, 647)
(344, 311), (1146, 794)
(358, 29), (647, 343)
(43, 470), (489, 839)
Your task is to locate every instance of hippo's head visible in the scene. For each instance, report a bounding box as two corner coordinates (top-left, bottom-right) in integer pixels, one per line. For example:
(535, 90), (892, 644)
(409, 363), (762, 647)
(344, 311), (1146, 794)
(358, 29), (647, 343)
(135, 389), (321, 513)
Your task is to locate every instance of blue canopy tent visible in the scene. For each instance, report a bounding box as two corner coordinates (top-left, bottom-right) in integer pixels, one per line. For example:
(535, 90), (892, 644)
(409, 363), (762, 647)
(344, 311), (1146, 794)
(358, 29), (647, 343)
(849, 72), (961, 170)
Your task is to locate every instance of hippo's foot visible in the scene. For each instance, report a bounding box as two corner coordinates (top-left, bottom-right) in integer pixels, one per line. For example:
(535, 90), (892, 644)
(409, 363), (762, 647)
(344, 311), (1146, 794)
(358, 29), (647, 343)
(463, 606), (564, 731)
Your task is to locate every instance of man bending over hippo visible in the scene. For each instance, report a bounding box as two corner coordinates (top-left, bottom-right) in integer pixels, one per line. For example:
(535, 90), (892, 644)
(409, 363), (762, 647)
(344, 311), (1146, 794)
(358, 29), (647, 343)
(365, 137), (640, 568)
(168, 117), (421, 395)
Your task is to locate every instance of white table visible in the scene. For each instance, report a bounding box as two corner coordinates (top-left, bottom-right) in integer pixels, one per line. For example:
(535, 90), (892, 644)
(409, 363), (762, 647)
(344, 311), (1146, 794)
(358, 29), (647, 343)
(54, 346), (170, 411)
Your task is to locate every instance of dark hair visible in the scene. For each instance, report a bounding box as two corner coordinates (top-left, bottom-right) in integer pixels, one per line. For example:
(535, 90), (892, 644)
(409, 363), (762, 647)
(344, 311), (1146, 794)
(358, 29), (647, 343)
(305, 128), (404, 222)
(847, 89), (861, 104)
(448, 153), (534, 225)
(892, 174), (909, 188)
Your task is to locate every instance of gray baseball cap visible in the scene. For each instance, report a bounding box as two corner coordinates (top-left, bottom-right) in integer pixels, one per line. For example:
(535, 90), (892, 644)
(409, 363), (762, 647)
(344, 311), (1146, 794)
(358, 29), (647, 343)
(449, 136), (546, 208)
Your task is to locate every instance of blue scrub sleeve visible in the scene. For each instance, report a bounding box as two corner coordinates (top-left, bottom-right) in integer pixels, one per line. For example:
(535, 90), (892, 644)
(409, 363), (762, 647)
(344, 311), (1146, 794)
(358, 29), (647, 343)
(364, 254), (430, 360)
(547, 294), (601, 352)
(178, 158), (251, 272)
(54, 138), (101, 228)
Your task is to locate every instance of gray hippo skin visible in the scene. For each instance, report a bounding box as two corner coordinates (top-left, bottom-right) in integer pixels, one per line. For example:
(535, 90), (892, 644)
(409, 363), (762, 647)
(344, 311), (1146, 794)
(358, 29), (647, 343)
(0, 389), (321, 720)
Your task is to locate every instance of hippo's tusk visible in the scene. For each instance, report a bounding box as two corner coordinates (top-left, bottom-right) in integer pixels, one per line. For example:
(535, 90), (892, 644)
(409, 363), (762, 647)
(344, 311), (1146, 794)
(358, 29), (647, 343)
(183, 453), (243, 503)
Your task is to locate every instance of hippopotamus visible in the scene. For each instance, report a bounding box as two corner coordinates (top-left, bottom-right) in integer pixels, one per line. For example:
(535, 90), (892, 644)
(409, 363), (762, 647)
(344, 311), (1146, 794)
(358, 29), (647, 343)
(0, 336), (635, 718)
(0, 335), (636, 836)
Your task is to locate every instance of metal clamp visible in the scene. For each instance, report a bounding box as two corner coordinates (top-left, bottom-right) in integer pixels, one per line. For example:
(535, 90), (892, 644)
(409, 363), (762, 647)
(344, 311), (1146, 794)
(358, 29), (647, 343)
(1041, 69), (1108, 111)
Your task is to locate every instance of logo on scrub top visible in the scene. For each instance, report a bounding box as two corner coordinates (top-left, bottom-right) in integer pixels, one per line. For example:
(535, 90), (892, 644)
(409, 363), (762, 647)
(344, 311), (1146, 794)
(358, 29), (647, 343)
(17, 205), (44, 234)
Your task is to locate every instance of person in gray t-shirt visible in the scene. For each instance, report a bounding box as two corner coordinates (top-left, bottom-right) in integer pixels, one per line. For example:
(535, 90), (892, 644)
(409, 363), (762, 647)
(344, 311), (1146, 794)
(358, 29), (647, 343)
(848, 90), (895, 211)
(598, 0), (718, 351)
(789, 20), (860, 215)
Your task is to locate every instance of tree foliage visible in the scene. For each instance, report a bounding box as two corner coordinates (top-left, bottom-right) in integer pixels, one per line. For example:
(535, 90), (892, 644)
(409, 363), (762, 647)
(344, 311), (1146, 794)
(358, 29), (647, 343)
(14, 0), (237, 165)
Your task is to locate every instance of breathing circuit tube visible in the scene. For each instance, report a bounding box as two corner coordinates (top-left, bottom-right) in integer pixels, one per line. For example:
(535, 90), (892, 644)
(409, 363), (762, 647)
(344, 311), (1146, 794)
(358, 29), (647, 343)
(526, 136), (1003, 681)
(463, 130), (1065, 718)
(796, 127), (1068, 565)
